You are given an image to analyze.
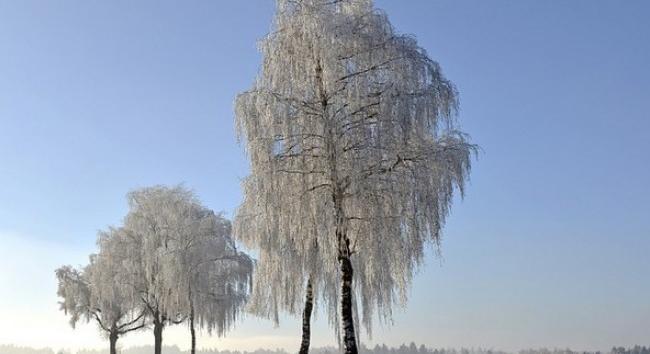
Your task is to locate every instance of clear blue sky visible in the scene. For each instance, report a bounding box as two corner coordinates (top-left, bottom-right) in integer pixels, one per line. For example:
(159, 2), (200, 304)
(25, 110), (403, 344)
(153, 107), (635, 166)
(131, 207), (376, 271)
(0, 0), (649, 351)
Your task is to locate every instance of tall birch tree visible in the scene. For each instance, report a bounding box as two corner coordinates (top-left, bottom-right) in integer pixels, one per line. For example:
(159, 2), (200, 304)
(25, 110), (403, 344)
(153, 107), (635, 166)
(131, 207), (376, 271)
(234, 1), (475, 353)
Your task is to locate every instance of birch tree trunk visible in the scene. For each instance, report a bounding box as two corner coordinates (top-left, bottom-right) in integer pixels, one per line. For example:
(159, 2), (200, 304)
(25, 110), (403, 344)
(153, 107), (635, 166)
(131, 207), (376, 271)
(190, 300), (196, 354)
(318, 52), (359, 354)
(109, 330), (118, 354)
(339, 238), (358, 354)
(153, 317), (164, 354)
(299, 278), (314, 354)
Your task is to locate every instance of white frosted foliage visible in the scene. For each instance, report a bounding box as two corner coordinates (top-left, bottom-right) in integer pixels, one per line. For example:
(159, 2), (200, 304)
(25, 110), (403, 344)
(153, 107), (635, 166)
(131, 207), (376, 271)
(234, 0), (475, 343)
(56, 227), (145, 353)
(57, 185), (252, 354)
(121, 185), (253, 336)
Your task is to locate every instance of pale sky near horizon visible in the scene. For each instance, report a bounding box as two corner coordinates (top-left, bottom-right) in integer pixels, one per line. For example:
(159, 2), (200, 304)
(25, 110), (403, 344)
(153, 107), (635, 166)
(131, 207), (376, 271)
(1, 0), (649, 352)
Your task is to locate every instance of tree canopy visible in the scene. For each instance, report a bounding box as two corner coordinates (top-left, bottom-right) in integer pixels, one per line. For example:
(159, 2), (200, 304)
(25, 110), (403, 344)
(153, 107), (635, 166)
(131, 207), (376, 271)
(235, 0), (474, 351)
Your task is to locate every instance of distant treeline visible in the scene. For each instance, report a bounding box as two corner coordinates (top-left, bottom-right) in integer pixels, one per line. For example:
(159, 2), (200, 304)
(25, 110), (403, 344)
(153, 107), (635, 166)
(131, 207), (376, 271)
(1, 344), (649, 354)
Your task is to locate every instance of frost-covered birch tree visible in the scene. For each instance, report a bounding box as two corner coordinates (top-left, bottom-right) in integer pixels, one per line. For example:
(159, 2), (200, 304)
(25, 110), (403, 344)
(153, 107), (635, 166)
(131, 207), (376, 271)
(55, 228), (145, 354)
(121, 185), (252, 354)
(234, 1), (474, 353)
(168, 211), (253, 354)
(239, 193), (319, 354)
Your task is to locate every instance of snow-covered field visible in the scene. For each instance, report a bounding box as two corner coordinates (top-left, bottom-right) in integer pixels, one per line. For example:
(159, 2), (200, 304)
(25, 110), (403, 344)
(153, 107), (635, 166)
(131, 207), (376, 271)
(2, 345), (648, 354)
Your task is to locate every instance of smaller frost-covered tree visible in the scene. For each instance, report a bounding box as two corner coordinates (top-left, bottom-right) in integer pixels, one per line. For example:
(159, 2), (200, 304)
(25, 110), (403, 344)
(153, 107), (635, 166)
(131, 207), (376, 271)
(121, 185), (253, 354)
(238, 183), (319, 354)
(168, 211), (253, 354)
(56, 228), (145, 354)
